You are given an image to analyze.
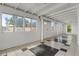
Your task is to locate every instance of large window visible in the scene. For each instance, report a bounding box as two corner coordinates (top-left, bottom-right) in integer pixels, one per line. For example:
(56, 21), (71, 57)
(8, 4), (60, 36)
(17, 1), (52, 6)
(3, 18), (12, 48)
(31, 19), (37, 32)
(51, 21), (55, 32)
(24, 18), (31, 32)
(2, 13), (37, 32)
(24, 18), (37, 32)
(15, 16), (24, 32)
(2, 14), (14, 32)
(43, 20), (50, 31)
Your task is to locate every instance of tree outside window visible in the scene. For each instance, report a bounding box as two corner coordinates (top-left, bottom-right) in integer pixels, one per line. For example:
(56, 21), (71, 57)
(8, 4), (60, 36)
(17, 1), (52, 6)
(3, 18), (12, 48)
(2, 14), (14, 32)
(67, 24), (72, 33)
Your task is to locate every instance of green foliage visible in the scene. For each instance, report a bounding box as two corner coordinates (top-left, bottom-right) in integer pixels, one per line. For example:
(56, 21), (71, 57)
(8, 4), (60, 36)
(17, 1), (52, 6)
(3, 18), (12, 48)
(8, 17), (14, 25)
(67, 24), (72, 32)
(5, 17), (14, 25)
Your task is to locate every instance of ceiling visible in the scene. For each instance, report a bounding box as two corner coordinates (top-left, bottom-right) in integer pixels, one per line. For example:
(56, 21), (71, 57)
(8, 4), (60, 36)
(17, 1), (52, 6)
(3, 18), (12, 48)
(1, 3), (79, 23)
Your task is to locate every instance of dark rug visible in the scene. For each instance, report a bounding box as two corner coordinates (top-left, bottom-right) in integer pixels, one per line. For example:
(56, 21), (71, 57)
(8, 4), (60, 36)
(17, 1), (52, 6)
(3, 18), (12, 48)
(30, 44), (59, 56)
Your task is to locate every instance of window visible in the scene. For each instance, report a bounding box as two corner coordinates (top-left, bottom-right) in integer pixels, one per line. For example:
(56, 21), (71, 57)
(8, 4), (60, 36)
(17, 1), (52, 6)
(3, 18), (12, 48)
(44, 21), (47, 25)
(15, 16), (24, 32)
(2, 14), (14, 32)
(67, 24), (72, 33)
(31, 19), (37, 32)
(2, 13), (37, 32)
(24, 18), (37, 32)
(43, 21), (50, 31)
(51, 22), (54, 27)
(24, 18), (31, 32)
(51, 21), (55, 31)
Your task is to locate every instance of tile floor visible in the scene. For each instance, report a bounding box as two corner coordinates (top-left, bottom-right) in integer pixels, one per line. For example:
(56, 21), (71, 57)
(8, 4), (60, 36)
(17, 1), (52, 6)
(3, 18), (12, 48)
(30, 44), (59, 56)
(0, 35), (79, 56)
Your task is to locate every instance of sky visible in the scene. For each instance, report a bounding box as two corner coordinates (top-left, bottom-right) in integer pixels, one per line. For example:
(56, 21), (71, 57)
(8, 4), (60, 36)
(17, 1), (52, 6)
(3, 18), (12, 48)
(2, 14), (12, 27)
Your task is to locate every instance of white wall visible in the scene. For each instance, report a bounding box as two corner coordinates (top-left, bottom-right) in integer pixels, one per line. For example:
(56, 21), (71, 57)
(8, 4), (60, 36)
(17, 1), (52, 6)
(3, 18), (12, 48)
(77, 7), (79, 45)
(0, 14), (2, 32)
(0, 32), (40, 50)
(72, 23), (77, 35)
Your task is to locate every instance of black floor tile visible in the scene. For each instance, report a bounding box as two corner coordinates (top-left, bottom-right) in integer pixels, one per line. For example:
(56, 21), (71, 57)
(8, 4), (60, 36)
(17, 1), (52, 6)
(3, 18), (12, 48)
(30, 44), (59, 56)
(60, 48), (67, 52)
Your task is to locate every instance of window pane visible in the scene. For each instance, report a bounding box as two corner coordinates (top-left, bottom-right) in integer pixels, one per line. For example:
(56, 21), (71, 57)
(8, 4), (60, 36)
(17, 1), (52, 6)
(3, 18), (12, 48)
(67, 24), (72, 33)
(24, 18), (31, 32)
(51, 22), (54, 27)
(51, 21), (55, 32)
(2, 14), (14, 32)
(31, 19), (37, 32)
(15, 16), (23, 32)
(43, 21), (49, 31)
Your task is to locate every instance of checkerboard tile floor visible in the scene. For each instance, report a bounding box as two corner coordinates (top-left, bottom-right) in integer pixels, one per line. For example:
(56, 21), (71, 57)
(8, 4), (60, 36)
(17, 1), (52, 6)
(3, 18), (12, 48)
(0, 40), (69, 56)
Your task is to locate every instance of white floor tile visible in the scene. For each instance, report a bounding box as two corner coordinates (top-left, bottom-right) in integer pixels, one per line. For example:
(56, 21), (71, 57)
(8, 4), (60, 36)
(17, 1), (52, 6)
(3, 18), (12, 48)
(55, 51), (66, 56)
(18, 50), (35, 56)
(7, 49), (22, 56)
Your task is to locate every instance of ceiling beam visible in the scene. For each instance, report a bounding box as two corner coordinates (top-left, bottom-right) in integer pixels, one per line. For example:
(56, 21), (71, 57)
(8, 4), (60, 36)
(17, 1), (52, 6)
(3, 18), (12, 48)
(37, 3), (66, 16)
(14, 3), (20, 9)
(47, 4), (79, 17)
(49, 8), (76, 17)
(34, 3), (50, 13)
(42, 15), (66, 24)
